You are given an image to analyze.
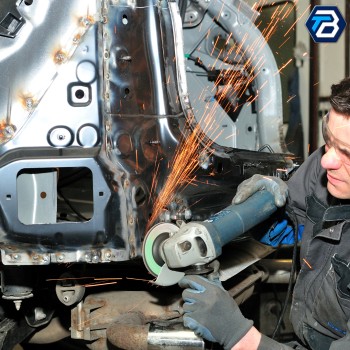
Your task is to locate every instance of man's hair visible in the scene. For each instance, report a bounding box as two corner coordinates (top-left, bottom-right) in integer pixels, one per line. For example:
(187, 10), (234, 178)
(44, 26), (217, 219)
(330, 77), (350, 116)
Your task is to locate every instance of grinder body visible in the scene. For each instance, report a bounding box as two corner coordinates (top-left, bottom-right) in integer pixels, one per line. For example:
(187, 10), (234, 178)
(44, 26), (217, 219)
(160, 190), (277, 269)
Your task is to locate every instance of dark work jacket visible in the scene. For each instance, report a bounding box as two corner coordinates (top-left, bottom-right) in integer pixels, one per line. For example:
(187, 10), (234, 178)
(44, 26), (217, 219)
(287, 147), (350, 350)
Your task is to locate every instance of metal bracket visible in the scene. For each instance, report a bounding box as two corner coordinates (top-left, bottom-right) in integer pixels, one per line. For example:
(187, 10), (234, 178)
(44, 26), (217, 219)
(0, 0), (25, 38)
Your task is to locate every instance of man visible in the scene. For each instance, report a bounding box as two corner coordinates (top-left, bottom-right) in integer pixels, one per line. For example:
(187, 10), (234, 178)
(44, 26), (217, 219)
(179, 77), (350, 350)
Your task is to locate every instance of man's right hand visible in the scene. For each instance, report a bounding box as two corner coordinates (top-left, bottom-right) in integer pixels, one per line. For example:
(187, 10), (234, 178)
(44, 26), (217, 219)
(233, 174), (288, 207)
(179, 275), (253, 350)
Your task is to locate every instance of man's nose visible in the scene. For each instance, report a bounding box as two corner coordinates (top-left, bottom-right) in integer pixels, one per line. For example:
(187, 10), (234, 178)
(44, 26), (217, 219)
(321, 146), (342, 170)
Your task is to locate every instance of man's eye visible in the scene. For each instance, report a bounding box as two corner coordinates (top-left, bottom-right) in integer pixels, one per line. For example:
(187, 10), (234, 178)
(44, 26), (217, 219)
(339, 148), (350, 158)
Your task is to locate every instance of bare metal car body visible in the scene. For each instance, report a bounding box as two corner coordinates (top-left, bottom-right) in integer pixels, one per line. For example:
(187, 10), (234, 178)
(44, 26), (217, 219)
(0, 0), (293, 348)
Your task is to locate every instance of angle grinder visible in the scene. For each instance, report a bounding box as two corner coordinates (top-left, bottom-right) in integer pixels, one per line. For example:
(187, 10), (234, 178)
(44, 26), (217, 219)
(143, 190), (278, 286)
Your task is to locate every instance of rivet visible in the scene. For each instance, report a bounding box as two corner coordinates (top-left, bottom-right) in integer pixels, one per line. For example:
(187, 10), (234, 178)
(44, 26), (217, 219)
(73, 35), (81, 44)
(80, 17), (92, 27)
(4, 125), (15, 138)
(54, 50), (68, 64)
(25, 98), (34, 110)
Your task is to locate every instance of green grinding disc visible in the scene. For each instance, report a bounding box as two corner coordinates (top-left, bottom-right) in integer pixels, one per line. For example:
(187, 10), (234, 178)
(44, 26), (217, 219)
(142, 223), (179, 277)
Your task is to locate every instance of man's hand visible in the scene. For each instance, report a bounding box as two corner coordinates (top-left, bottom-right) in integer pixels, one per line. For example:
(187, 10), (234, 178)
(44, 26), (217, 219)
(179, 275), (253, 350)
(233, 174), (288, 207)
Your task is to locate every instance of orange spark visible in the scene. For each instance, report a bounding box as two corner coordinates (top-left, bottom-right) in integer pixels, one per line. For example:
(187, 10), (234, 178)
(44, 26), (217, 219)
(275, 58), (293, 75)
(259, 99), (273, 113)
(303, 258), (313, 270)
(210, 35), (221, 57)
(278, 36), (291, 49)
(83, 282), (118, 288)
(148, 120), (215, 227)
(136, 149), (139, 172)
(284, 5), (311, 37)
(146, 0), (303, 228)
(287, 95), (296, 103)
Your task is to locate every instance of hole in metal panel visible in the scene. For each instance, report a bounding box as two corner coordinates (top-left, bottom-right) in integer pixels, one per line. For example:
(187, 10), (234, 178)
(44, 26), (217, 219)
(122, 14), (128, 25)
(75, 89), (85, 100)
(17, 167), (93, 224)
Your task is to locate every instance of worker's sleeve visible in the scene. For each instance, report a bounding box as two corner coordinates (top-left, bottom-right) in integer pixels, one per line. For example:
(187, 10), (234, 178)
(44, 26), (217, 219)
(259, 219), (304, 247)
(258, 148), (324, 247)
(329, 320), (350, 349)
(258, 334), (308, 350)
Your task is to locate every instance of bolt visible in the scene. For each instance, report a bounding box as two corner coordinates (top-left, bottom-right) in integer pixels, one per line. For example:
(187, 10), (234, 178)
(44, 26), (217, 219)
(13, 254), (20, 260)
(92, 255), (99, 263)
(14, 300), (22, 311)
(184, 209), (192, 220)
(179, 241), (192, 252)
(164, 210), (171, 222)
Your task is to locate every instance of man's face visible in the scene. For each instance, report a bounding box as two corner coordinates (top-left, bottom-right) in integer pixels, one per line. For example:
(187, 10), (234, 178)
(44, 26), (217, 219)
(321, 108), (350, 199)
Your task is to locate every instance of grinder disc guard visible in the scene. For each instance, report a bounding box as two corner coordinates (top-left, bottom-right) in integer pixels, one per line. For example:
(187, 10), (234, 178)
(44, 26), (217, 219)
(143, 223), (185, 286)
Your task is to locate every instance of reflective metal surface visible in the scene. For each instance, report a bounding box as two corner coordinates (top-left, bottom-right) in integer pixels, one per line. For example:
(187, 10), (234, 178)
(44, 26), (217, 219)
(0, 0), (294, 348)
(148, 323), (205, 350)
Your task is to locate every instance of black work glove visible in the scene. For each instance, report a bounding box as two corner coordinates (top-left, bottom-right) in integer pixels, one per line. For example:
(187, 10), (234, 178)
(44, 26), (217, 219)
(179, 274), (253, 350)
(233, 174), (288, 207)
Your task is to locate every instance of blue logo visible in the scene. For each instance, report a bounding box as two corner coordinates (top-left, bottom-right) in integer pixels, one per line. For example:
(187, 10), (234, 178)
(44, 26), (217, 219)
(306, 6), (346, 43)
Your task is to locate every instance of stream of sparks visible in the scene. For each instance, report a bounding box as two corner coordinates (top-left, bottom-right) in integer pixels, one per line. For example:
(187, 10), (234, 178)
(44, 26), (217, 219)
(147, 0), (309, 228)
